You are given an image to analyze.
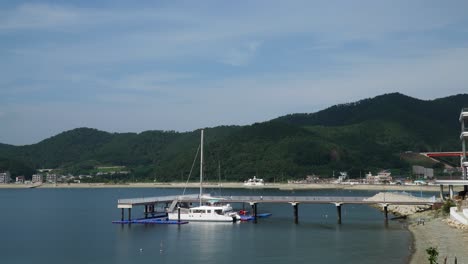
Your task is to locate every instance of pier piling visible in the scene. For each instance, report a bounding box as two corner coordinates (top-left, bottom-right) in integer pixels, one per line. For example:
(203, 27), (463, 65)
(121, 208), (124, 221)
(254, 203), (258, 224)
(177, 206), (181, 223)
(250, 203), (258, 224)
(291, 202), (299, 224)
(440, 185), (445, 200)
(384, 205), (388, 220)
(335, 203), (342, 224)
(128, 208), (132, 221)
(144, 205), (148, 218)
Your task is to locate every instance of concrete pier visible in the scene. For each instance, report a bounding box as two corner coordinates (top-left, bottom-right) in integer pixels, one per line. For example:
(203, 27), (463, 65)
(117, 194), (436, 224)
(436, 180), (468, 200)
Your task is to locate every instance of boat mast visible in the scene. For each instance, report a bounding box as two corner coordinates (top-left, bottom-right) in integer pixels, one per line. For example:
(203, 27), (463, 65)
(199, 129), (204, 206)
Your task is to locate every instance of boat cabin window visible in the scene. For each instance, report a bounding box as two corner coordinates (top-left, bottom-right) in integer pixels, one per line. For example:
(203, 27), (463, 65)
(192, 209), (205, 213)
(215, 209), (223, 215)
(207, 210), (211, 213)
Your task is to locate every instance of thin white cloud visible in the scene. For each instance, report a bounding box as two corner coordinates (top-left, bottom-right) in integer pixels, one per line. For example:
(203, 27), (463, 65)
(0, 3), (81, 30)
(191, 46), (468, 111)
(1, 1), (468, 145)
(2, 1), (466, 71)
(0, 3), (192, 31)
(221, 41), (262, 66)
(89, 71), (195, 94)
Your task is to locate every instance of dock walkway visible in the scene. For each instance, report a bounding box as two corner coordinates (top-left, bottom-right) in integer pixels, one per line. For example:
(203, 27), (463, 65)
(116, 194), (436, 224)
(118, 194), (435, 207)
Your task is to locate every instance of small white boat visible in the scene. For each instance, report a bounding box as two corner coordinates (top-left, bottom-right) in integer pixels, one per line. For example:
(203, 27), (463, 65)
(243, 176), (264, 186)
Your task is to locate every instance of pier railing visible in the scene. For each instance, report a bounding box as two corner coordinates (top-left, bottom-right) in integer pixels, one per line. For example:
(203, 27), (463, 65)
(118, 194), (199, 205)
(224, 195), (368, 203)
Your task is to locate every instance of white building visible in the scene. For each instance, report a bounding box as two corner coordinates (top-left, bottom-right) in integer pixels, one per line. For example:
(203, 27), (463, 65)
(46, 174), (57, 183)
(412, 165), (434, 179)
(15, 176), (25, 184)
(32, 174), (43, 183)
(366, 170), (392, 184)
(0, 171), (12, 184)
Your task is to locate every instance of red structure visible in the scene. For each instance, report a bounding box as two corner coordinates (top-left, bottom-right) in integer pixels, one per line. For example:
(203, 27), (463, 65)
(422, 152), (462, 157)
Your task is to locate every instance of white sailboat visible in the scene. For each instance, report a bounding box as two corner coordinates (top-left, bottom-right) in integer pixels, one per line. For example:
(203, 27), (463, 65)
(167, 130), (240, 222)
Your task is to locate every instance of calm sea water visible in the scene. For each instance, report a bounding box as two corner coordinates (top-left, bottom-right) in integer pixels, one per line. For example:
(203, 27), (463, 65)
(0, 187), (415, 264)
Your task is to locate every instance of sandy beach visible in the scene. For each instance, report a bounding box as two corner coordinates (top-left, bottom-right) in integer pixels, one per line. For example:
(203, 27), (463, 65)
(0, 182), (462, 193)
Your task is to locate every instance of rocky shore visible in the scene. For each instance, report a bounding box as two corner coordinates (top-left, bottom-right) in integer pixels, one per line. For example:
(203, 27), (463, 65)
(364, 192), (468, 263)
(364, 192), (432, 216)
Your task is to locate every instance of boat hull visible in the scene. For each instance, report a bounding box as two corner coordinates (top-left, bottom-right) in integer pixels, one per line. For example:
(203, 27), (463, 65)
(167, 213), (238, 222)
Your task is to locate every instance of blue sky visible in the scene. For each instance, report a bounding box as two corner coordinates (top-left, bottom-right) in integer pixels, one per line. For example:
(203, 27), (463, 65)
(1, 0), (468, 145)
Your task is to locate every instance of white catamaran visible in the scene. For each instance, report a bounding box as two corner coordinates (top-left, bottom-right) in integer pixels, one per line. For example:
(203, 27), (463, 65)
(167, 130), (241, 222)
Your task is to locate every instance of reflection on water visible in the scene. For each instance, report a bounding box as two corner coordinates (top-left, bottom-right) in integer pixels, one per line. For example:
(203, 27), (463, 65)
(0, 188), (413, 264)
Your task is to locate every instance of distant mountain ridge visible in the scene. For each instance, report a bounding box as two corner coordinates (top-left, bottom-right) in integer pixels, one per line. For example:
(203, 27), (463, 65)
(0, 93), (466, 180)
(274, 93), (464, 127)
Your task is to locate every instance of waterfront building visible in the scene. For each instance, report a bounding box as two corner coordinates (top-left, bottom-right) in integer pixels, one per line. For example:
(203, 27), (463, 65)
(32, 174), (43, 183)
(435, 108), (468, 225)
(366, 170), (392, 184)
(461, 108), (468, 181)
(46, 174), (57, 183)
(412, 165), (434, 179)
(15, 176), (25, 184)
(0, 171), (12, 184)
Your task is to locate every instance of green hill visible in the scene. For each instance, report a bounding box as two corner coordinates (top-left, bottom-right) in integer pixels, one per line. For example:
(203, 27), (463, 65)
(0, 93), (466, 181)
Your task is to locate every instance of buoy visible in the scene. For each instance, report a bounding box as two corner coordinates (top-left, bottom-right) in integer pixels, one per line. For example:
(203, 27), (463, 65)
(140, 248), (143, 252)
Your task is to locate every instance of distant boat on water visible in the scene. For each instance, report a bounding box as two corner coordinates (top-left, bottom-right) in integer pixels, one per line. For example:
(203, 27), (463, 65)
(243, 176), (265, 186)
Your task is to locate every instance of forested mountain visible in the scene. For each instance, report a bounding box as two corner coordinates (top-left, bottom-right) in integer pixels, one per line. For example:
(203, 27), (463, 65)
(0, 93), (466, 181)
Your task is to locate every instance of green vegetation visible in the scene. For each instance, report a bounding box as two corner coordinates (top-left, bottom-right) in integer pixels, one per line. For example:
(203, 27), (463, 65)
(426, 247), (439, 264)
(442, 200), (456, 215)
(0, 93), (467, 181)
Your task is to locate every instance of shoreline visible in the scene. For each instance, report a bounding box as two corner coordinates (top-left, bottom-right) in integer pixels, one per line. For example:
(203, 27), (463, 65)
(408, 212), (468, 264)
(0, 182), (460, 192)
